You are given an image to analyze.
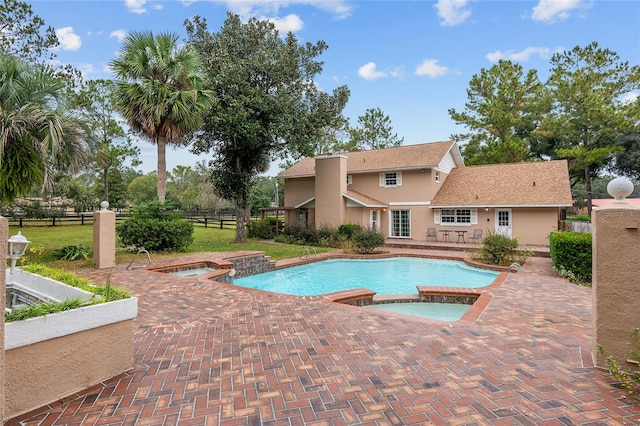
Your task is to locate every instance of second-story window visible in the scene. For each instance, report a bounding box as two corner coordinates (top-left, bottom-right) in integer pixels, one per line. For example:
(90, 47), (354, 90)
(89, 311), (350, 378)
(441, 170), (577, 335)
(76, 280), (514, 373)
(379, 172), (402, 187)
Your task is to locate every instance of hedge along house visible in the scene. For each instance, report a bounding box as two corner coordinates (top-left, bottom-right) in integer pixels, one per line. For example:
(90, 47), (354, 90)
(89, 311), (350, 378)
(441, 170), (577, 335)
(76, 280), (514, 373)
(278, 140), (573, 246)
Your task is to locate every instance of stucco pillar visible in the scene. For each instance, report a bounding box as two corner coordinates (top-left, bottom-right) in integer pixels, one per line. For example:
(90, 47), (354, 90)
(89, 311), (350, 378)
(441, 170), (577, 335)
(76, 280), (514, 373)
(93, 202), (116, 269)
(1, 216), (7, 421)
(315, 154), (347, 229)
(592, 177), (640, 366)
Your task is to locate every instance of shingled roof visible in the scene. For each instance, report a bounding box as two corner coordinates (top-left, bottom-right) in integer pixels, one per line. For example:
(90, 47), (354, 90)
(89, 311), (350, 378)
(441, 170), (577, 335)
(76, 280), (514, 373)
(430, 160), (573, 208)
(278, 140), (459, 178)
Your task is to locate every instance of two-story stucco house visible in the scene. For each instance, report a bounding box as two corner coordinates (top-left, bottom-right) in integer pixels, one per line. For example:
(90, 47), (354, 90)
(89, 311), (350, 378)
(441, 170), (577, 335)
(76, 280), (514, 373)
(277, 140), (573, 246)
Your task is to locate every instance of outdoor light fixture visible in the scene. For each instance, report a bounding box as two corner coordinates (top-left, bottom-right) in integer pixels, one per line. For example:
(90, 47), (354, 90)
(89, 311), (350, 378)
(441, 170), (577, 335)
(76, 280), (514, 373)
(7, 231), (30, 274)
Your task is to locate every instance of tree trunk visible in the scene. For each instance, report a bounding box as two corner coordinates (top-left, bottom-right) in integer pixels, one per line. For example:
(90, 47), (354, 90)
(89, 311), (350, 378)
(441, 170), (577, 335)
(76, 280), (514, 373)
(585, 165), (593, 217)
(235, 198), (246, 243)
(157, 138), (167, 204)
(102, 169), (109, 202)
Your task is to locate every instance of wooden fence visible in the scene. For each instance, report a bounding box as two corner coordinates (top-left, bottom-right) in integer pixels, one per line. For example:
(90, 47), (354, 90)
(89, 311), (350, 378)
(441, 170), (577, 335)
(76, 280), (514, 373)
(558, 220), (592, 233)
(6, 212), (260, 230)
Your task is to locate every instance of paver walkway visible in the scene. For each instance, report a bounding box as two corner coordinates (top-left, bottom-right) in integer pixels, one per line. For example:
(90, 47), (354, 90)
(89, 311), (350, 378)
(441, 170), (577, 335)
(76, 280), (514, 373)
(6, 248), (640, 425)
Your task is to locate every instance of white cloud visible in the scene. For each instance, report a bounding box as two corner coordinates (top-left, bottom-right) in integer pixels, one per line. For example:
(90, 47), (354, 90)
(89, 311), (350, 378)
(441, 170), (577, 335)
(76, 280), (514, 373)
(389, 67), (404, 78)
(620, 92), (639, 105)
(55, 27), (81, 51)
(218, 0), (355, 21)
(434, 0), (472, 27)
(267, 14), (304, 32)
(358, 62), (387, 81)
(486, 46), (551, 63)
(531, 0), (582, 23)
(110, 29), (128, 42)
(124, 0), (147, 14)
(415, 59), (449, 78)
(77, 63), (96, 78)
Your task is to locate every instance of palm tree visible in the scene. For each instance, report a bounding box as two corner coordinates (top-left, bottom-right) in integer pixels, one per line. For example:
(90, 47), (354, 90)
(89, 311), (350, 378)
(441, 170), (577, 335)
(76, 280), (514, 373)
(0, 54), (87, 203)
(110, 31), (212, 204)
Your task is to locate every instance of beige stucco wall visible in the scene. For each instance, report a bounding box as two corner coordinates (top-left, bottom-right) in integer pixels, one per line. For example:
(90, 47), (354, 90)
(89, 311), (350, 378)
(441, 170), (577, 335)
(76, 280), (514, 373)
(315, 156), (347, 229)
(4, 319), (134, 419)
(282, 167), (558, 246)
(93, 208), (116, 269)
(1, 217), (7, 421)
(509, 208), (559, 246)
(592, 204), (640, 366)
(349, 169), (436, 203)
(283, 177), (315, 207)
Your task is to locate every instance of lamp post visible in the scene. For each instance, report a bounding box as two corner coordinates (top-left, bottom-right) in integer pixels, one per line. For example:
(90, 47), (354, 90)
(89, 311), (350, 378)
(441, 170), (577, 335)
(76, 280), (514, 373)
(7, 231), (30, 274)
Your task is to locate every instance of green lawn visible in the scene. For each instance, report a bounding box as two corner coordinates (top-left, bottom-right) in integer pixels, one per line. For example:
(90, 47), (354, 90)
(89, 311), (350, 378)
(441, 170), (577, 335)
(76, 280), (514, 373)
(10, 225), (327, 269)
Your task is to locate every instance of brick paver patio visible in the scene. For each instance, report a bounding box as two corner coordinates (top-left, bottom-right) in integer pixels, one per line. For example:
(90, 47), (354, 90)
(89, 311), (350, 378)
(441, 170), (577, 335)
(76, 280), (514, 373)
(6, 248), (640, 425)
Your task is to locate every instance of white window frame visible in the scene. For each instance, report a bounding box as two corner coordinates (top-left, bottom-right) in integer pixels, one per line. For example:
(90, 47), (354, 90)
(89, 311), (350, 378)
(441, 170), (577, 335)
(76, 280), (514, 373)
(434, 209), (477, 226)
(379, 172), (402, 188)
(297, 210), (308, 227)
(390, 209), (411, 238)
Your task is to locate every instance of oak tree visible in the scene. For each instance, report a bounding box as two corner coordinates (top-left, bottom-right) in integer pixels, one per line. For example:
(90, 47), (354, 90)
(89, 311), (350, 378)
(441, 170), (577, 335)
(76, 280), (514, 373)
(185, 13), (350, 242)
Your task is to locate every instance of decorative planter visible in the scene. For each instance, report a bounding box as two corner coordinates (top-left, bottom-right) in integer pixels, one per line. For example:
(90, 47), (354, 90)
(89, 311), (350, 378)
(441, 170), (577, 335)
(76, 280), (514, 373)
(4, 269), (137, 420)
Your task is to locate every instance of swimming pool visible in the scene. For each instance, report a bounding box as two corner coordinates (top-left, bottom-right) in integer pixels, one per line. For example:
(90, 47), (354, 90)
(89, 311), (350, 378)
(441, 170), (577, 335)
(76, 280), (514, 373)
(368, 302), (470, 321)
(232, 257), (498, 296)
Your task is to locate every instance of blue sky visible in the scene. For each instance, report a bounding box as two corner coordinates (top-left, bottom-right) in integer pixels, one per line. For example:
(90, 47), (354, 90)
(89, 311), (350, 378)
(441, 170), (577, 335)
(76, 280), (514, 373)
(31, 0), (640, 175)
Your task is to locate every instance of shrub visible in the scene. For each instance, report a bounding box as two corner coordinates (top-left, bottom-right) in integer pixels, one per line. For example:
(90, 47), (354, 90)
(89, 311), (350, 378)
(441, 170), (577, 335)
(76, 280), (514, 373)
(281, 225), (321, 245)
(567, 214), (591, 222)
(117, 201), (194, 251)
(118, 218), (194, 252)
(549, 231), (592, 284)
(599, 328), (640, 393)
(337, 224), (362, 239)
(478, 232), (529, 266)
(247, 217), (283, 239)
(52, 244), (93, 260)
(352, 229), (385, 254)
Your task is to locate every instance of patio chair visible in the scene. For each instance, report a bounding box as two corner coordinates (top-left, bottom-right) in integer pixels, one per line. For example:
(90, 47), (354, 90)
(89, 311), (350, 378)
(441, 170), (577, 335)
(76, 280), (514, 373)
(468, 229), (483, 244)
(426, 227), (438, 241)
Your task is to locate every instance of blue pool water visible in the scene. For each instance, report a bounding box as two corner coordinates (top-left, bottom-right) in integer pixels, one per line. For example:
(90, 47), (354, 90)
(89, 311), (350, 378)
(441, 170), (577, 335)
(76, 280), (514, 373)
(368, 302), (470, 321)
(232, 257), (498, 296)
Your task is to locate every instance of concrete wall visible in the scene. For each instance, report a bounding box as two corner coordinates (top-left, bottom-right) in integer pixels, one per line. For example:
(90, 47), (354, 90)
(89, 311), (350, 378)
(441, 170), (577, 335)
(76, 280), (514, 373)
(5, 319), (134, 419)
(592, 203), (640, 366)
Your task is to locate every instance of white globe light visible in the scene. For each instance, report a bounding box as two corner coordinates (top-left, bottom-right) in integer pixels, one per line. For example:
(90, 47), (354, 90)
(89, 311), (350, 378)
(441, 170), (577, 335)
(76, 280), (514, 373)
(607, 177), (634, 203)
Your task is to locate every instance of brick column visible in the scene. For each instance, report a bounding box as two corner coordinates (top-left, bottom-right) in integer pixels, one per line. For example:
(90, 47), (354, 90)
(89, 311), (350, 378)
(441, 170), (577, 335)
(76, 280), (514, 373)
(93, 202), (116, 269)
(592, 177), (640, 365)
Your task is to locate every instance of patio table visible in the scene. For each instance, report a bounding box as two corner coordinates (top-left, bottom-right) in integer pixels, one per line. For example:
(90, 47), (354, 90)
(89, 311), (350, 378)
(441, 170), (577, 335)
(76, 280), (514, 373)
(439, 230), (452, 242)
(455, 230), (467, 243)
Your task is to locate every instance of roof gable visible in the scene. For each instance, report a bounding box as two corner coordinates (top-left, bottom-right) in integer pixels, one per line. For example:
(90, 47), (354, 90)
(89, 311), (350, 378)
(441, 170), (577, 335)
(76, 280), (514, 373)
(430, 160), (573, 207)
(278, 140), (461, 178)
